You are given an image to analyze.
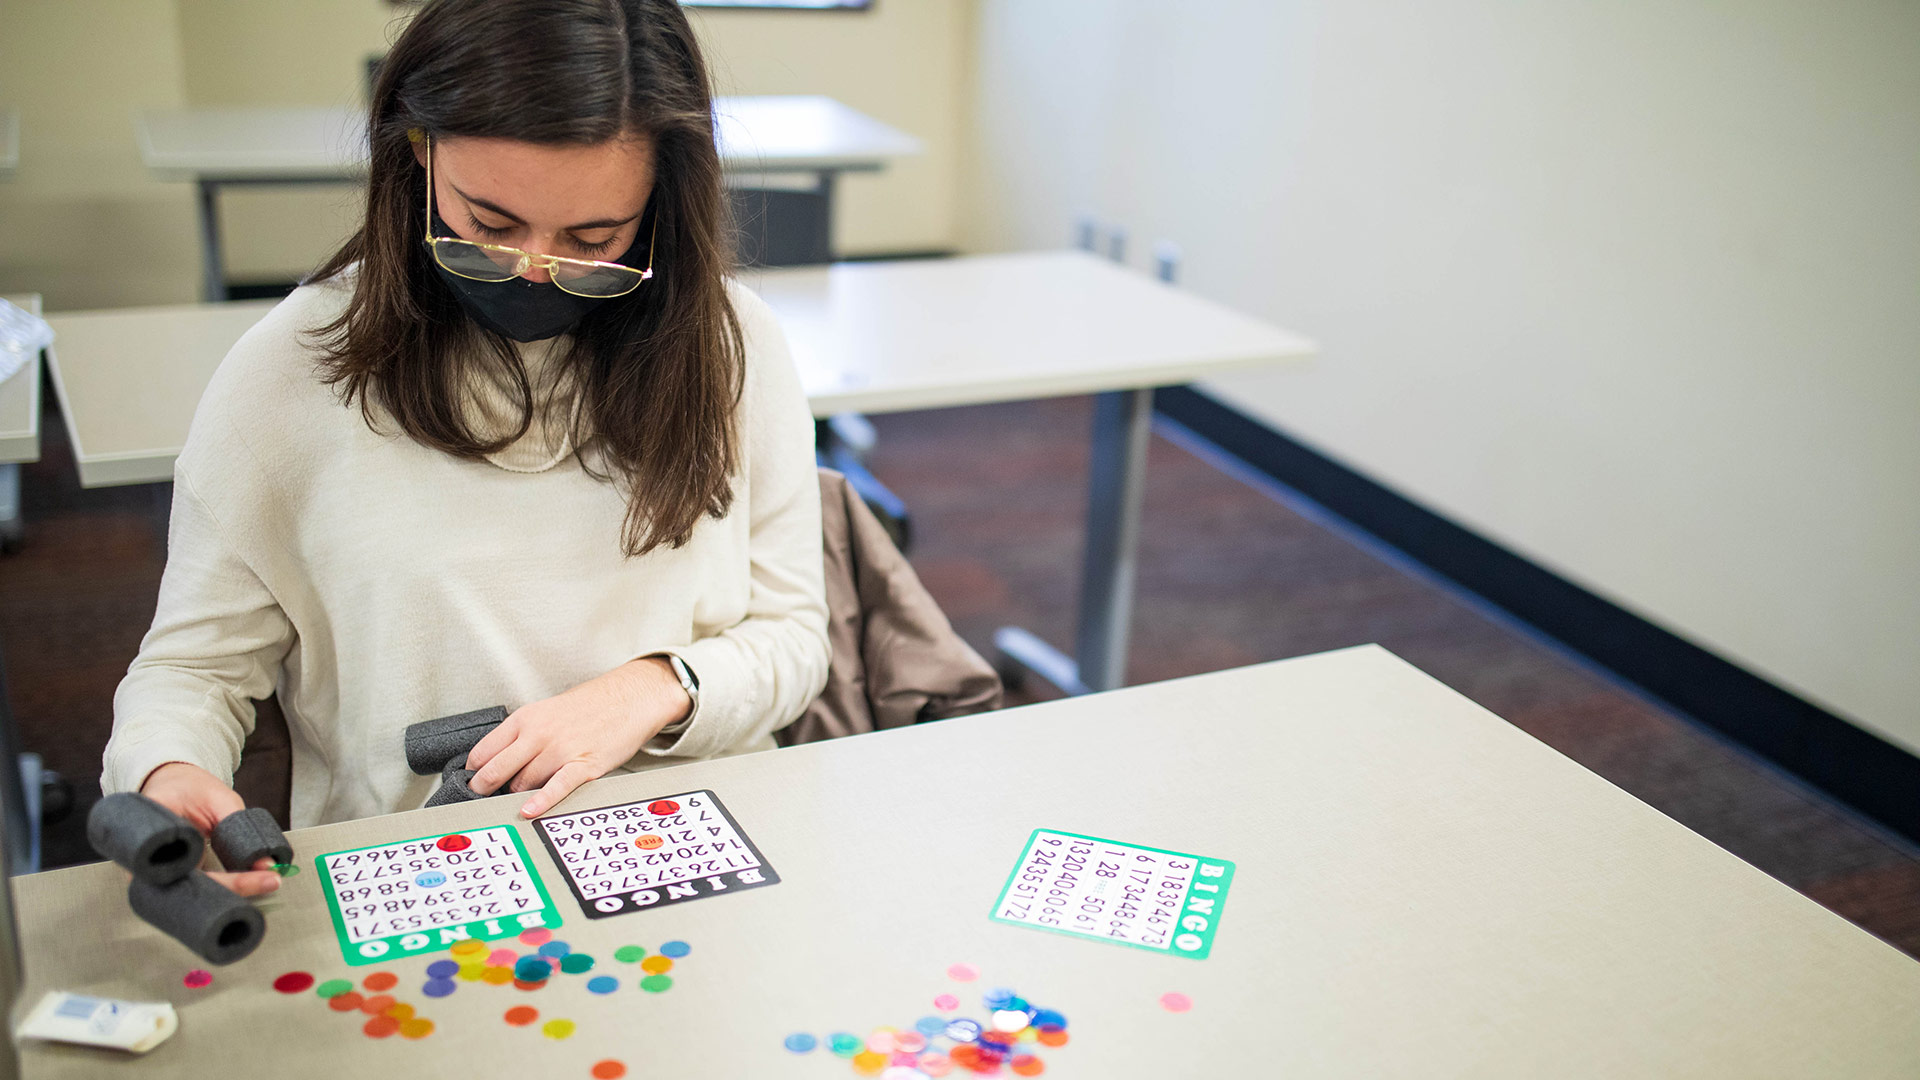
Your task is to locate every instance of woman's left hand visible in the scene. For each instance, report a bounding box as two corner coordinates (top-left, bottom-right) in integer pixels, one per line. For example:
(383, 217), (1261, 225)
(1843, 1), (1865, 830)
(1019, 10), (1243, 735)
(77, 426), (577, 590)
(464, 657), (692, 818)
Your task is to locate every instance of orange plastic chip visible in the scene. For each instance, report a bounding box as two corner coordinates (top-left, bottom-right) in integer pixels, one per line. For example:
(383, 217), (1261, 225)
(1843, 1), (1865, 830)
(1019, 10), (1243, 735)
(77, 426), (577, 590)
(361, 972), (398, 992)
(399, 1018), (434, 1039)
(362, 1015), (399, 1039)
(360, 994), (396, 1015)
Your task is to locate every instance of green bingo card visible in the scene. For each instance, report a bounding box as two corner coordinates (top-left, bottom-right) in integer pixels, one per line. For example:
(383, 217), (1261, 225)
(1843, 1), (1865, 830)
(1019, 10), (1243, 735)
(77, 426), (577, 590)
(991, 829), (1235, 960)
(317, 825), (562, 966)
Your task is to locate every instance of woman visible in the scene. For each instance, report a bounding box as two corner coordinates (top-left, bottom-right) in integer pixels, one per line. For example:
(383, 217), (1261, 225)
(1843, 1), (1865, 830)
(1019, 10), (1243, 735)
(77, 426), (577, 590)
(100, 0), (829, 896)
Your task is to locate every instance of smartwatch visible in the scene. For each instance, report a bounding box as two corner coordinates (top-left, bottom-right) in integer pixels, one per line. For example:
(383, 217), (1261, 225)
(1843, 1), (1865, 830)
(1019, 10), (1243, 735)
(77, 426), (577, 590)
(657, 653), (699, 736)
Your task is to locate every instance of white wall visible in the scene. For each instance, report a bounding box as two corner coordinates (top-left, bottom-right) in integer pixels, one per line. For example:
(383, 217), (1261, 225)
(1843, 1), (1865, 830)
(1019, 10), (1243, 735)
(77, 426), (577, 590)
(0, 0), (967, 307)
(964, 1), (1920, 754)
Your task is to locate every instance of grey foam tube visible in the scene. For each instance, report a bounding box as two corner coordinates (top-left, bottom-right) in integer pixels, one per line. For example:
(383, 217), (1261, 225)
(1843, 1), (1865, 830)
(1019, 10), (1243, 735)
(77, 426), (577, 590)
(128, 869), (266, 965)
(424, 760), (484, 808)
(405, 705), (507, 775)
(87, 792), (204, 886)
(210, 806), (292, 871)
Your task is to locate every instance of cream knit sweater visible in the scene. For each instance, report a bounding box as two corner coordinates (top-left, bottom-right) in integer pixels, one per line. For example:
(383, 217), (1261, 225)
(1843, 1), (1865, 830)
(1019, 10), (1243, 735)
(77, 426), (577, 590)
(101, 273), (829, 827)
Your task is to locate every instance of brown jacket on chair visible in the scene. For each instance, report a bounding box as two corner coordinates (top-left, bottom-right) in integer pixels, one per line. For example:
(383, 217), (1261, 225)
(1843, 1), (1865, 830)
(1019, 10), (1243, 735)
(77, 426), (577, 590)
(232, 468), (1001, 824)
(777, 469), (1002, 745)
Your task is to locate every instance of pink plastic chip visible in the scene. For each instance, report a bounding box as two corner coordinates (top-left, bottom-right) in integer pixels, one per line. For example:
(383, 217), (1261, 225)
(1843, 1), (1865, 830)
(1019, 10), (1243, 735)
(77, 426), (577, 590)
(946, 963), (979, 982)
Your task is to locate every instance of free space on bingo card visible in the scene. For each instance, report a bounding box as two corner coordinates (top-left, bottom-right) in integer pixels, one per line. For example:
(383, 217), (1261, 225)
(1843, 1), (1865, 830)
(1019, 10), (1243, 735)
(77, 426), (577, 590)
(317, 825), (562, 965)
(991, 829), (1236, 959)
(534, 789), (779, 919)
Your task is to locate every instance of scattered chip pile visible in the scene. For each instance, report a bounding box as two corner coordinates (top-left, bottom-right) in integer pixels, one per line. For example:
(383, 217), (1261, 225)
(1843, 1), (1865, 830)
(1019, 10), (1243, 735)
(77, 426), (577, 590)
(785, 969), (1070, 1077)
(293, 968), (438, 1040)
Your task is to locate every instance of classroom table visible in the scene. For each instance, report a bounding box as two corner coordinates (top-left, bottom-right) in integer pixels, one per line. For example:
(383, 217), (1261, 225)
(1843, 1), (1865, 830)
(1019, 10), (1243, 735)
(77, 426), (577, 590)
(11, 645), (1920, 1077)
(0, 295), (43, 550)
(45, 251), (1315, 692)
(135, 96), (923, 300)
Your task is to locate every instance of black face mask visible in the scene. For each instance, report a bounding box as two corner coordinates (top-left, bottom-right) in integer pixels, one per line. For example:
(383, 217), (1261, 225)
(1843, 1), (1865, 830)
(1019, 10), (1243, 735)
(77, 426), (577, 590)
(429, 207), (645, 343)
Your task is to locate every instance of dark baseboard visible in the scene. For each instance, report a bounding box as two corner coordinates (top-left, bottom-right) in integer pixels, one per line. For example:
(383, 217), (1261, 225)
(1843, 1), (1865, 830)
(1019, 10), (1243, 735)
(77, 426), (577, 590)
(1155, 385), (1920, 847)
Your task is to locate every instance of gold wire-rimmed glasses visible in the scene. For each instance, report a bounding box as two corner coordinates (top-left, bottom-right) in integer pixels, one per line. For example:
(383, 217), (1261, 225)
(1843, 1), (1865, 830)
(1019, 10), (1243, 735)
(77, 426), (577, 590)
(419, 132), (655, 299)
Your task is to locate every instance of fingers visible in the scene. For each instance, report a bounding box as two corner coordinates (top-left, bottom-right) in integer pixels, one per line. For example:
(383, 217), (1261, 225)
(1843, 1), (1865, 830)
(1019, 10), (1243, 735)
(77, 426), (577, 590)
(468, 730), (540, 796)
(206, 869), (281, 898)
(521, 761), (596, 819)
(464, 712), (522, 772)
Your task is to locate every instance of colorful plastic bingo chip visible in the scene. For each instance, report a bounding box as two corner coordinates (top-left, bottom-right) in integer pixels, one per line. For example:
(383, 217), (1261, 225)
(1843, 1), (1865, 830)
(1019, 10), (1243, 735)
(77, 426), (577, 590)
(850, 1051), (886, 1076)
(919, 1052), (955, 1077)
(538, 940), (571, 959)
(449, 939), (487, 958)
(1011, 1054), (1045, 1076)
(481, 967), (514, 986)
(945, 1018), (982, 1042)
(591, 1062), (627, 1079)
(315, 979), (352, 999)
(399, 1018), (434, 1039)
(363, 1015), (399, 1039)
(328, 992), (365, 1012)
(534, 790), (780, 921)
(992, 1009), (1029, 1033)
(504, 1006), (539, 1026)
(273, 972), (316, 994)
(182, 970), (211, 989)
(828, 1033), (862, 1057)
(946, 962), (979, 982)
(425, 959), (460, 979)
(435, 834), (470, 852)
(541, 1018), (575, 1040)
(783, 1033), (818, 1053)
(586, 976), (619, 995)
(658, 940), (691, 958)
(515, 957), (553, 982)
(560, 953), (595, 974)
(422, 978), (457, 998)
(933, 994), (960, 1011)
(1036, 1026), (1068, 1047)
(361, 972), (398, 992)
(1031, 1009), (1066, 1028)
(915, 1016), (947, 1036)
(385, 1003), (415, 1021)
(639, 974), (672, 993)
(639, 956), (673, 975)
(1159, 992), (1192, 1013)
(983, 987), (1014, 1010)
(486, 948), (517, 967)
(360, 995), (396, 1015)
(895, 1031), (928, 1054)
(867, 1030), (896, 1054)
(519, 928), (553, 947)
(613, 945), (646, 963)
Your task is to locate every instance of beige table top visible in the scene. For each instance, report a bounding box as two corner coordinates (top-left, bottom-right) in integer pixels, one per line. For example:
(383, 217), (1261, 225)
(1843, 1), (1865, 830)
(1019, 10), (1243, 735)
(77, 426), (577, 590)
(44, 251), (1314, 487)
(1, 295), (43, 465)
(13, 646), (1920, 1077)
(134, 96), (920, 180)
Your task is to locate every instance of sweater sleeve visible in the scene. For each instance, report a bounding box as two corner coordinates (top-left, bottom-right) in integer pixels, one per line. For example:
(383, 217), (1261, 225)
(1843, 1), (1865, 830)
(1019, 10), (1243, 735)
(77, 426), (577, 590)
(641, 286), (831, 758)
(101, 464), (296, 794)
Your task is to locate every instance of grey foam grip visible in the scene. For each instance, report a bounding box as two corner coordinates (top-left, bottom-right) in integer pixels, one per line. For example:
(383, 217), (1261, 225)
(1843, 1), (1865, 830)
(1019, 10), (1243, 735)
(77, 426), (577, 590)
(405, 705), (507, 775)
(424, 760), (484, 808)
(210, 806), (292, 871)
(87, 792), (204, 886)
(127, 869), (266, 966)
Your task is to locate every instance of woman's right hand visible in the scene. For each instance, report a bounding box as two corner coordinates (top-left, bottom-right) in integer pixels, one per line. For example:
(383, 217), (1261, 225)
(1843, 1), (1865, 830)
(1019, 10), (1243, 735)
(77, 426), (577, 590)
(138, 762), (282, 898)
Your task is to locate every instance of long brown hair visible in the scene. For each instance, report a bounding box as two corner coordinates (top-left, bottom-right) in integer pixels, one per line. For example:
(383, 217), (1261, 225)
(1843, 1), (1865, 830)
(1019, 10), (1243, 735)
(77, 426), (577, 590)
(308, 0), (743, 556)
